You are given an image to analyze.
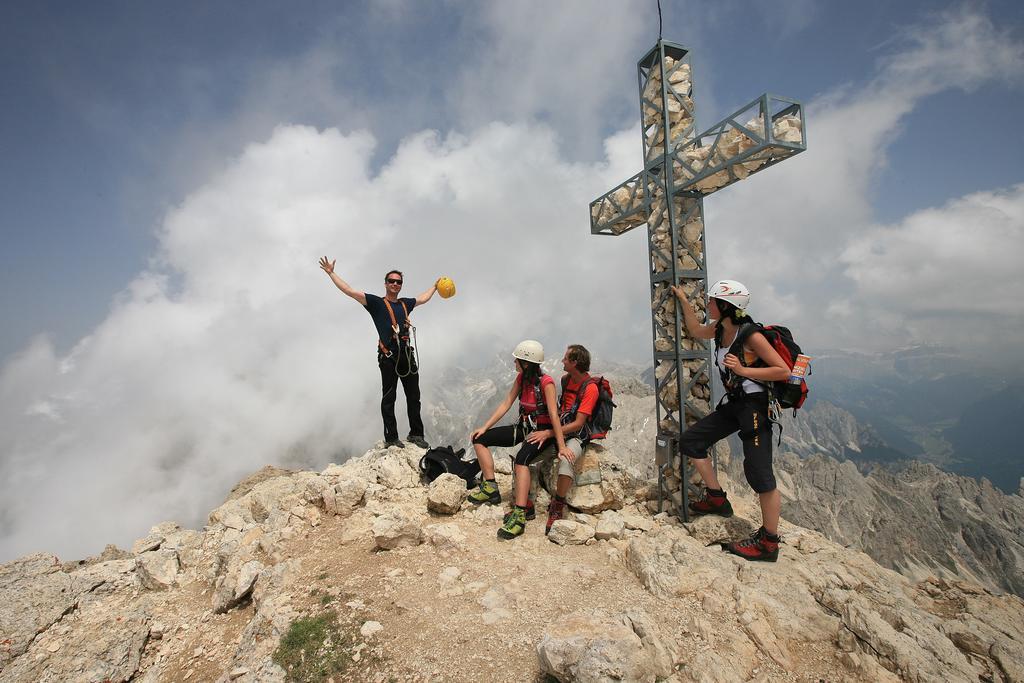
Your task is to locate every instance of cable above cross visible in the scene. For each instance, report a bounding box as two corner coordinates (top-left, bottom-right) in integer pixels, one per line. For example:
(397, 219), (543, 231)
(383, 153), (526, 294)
(588, 40), (806, 519)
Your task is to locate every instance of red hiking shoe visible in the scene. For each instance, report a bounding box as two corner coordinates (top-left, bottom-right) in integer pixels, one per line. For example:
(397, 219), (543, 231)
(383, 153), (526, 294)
(545, 499), (566, 535)
(688, 489), (734, 517)
(724, 527), (780, 562)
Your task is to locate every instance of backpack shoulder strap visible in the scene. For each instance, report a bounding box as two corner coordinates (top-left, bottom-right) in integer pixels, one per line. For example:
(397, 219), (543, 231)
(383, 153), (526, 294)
(735, 322), (774, 382)
(563, 376), (598, 423)
(573, 377), (597, 411)
(731, 322), (760, 355)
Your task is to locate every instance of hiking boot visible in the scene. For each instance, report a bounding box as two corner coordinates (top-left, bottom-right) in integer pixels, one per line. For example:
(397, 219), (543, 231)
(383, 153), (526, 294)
(468, 480), (501, 506)
(504, 500), (535, 524)
(545, 499), (566, 535)
(407, 434), (429, 449)
(497, 507), (527, 540)
(723, 527), (780, 562)
(688, 489), (733, 517)
(384, 438), (405, 449)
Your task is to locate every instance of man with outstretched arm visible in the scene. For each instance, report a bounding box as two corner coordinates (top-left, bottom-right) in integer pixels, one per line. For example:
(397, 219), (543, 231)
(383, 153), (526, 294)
(319, 257), (438, 449)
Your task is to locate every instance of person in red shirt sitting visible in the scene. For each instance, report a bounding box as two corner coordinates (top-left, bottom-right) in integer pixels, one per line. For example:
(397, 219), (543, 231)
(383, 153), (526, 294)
(526, 344), (600, 534)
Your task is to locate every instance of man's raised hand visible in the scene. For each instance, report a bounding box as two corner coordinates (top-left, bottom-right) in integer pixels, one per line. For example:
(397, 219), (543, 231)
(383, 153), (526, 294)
(319, 256), (335, 274)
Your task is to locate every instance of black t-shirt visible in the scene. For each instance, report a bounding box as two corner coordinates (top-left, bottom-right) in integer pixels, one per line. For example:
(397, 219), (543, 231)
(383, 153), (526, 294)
(364, 293), (416, 352)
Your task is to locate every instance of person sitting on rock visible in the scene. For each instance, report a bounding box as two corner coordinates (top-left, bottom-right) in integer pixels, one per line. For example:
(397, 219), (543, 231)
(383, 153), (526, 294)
(671, 280), (790, 561)
(527, 344), (600, 534)
(468, 340), (574, 540)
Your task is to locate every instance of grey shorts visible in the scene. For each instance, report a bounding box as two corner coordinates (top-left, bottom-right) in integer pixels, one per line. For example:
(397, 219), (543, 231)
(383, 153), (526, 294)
(534, 437), (585, 480)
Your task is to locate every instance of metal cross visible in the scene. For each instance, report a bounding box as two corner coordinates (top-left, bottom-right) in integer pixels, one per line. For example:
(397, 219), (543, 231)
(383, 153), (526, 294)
(588, 40), (806, 519)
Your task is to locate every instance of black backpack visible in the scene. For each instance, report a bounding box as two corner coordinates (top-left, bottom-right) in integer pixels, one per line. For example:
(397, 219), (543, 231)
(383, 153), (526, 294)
(418, 446), (481, 488)
(560, 375), (615, 442)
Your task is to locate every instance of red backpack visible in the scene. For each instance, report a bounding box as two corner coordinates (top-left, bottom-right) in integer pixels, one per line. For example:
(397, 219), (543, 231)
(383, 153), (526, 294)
(718, 322), (809, 411)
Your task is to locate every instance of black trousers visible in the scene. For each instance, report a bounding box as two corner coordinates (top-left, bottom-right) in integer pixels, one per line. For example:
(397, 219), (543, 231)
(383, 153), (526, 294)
(379, 349), (423, 441)
(678, 391), (776, 493)
(472, 424), (554, 466)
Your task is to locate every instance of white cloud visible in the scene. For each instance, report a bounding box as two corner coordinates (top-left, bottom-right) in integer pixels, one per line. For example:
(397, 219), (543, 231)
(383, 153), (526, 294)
(834, 184), (1024, 349)
(452, 1), (648, 156)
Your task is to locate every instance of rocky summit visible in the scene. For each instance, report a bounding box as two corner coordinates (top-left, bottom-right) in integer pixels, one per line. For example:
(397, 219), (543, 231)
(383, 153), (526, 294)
(1, 431), (1022, 682)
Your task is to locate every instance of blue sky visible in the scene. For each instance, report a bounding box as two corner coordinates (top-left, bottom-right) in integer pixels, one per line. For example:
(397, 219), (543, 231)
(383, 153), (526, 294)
(1, 1), (1023, 560)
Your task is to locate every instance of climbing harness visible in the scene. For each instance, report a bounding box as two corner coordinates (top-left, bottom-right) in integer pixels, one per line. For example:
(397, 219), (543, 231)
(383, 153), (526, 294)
(377, 298), (419, 378)
(518, 377), (550, 432)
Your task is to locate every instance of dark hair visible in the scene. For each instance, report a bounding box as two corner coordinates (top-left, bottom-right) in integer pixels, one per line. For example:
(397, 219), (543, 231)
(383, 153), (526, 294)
(518, 359), (543, 388)
(566, 344), (591, 372)
(713, 299), (751, 349)
(384, 269), (403, 281)
(713, 298), (748, 324)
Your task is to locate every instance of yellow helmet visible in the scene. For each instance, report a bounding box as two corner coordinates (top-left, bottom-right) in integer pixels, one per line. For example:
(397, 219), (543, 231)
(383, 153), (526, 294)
(436, 276), (456, 299)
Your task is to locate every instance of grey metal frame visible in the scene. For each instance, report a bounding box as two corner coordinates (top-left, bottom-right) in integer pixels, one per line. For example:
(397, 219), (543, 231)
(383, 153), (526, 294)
(588, 40), (806, 522)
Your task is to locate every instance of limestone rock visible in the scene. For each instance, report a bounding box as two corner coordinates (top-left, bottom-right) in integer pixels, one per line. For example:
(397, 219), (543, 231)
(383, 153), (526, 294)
(536, 609), (676, 682)
(225, 464), (297, 501)
(427, 474), (467, 514)
(572, 448), (602, 487)
(548, 520), (595, 546)
(682, 513), (757, 547)
(212, 551), (264, 613)
(135, 548), (180, 590)
(324, 477), (367, 516)
(594, 511), (626, 540)
(0, 554), (101, 668)
(2, 607), (151, 683)
(424, 522), (466, 552)
(372, 510), (423, 550)
(621, 510), (654, 532)
(376, 450), (421, 489)
(131, 533), (163, 554)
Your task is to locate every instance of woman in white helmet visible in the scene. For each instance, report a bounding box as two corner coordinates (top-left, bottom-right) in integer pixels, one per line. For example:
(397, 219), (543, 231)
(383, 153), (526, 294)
(671, 280), (791, 561)
(468, 340), (574, 539)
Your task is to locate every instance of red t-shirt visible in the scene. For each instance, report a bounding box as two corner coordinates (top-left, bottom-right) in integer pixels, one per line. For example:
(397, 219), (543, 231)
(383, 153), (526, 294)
(560, 374), (599, 419)
(518, 372), (555, 426)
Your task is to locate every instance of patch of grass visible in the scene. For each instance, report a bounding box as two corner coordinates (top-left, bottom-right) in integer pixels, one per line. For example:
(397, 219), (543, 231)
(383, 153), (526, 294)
(316, 571), (329, 580)
(273, 610), (354, 682)
(320, 593), (333, 606)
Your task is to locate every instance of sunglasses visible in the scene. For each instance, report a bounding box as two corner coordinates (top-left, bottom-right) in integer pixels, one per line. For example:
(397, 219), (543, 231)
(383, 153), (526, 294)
(386, 278), (403, 285)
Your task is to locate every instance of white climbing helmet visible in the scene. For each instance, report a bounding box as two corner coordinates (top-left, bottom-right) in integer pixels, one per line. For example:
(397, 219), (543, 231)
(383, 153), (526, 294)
(709, 279), (750, 310)
(512, 340), (544, 364)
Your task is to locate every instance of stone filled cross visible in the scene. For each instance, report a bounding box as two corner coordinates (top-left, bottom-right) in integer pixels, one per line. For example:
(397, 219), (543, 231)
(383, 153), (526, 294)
(588, 40), (806, 518)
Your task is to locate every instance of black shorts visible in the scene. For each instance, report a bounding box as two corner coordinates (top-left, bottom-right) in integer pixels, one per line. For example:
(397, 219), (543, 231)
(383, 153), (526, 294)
(472, 424), (554, 467)
(678, 392), (776, 493)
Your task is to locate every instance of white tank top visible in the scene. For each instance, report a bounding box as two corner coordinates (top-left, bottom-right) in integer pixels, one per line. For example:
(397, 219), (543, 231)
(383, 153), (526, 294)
(716, 335), (762, 396)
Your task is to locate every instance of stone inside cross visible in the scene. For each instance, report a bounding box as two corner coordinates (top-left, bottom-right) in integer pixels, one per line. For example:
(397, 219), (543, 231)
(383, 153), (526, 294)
(588, 40), (806, 499)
